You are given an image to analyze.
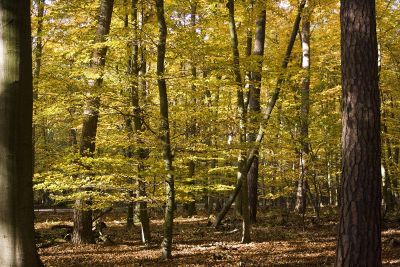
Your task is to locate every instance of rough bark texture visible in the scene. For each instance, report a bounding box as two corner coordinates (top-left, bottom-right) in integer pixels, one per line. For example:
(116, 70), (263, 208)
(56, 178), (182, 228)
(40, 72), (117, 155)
(73, 0), (114, 245)
(156, 0), (175, 259)
(336, 0), (382, 266)
(295, 16), (311, 215)
(0, 1), (42, 265)
(247, 6), (266, 224)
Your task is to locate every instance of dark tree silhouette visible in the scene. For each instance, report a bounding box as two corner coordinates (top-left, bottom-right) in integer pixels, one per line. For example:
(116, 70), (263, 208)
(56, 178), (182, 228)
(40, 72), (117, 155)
(336, 0), (382, 266)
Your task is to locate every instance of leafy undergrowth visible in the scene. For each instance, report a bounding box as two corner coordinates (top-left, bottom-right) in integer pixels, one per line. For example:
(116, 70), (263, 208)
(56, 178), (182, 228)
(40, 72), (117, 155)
(35, 209), (400, 266)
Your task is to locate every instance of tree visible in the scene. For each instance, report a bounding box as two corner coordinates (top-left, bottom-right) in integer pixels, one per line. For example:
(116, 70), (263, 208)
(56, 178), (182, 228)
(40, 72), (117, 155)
(73, 0), (114, 245)
(336, 0), (381, 266)
(247, 3), (266, 224)
(155, 0), (175, 259)
(0, 0), (43, 266)
(294, 5), (311, 215)
(127, 0), (151, 245)
(214, 0), (307, 230)
(225, 0), (252, 243)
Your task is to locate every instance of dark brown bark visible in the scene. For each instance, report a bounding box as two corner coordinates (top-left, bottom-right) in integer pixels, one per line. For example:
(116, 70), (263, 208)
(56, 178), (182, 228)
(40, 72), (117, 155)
(295, 15), (311, 215)
(155, 0), (175, 259)
(336, 0), (381, 266)
(0, 1), (43, 265)
(247, 6), (266, 224)
(73, 0), (114, 245)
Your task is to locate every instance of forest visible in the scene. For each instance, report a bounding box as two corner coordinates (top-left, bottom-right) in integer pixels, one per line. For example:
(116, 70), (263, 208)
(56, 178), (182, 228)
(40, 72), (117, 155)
(0, 0), (399, 266)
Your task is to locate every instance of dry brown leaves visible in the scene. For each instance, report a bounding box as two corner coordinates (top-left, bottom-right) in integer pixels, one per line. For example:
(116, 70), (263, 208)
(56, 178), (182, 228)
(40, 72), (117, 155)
(35, 210), (400, 266)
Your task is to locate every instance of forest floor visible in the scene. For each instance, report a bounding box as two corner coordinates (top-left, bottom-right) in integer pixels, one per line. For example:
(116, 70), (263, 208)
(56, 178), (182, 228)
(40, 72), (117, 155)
(36, 207), (400, 266)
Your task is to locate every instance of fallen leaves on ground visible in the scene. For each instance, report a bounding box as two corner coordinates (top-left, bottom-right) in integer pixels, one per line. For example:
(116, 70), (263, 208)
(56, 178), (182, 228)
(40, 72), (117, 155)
(35, 209), (400, 266)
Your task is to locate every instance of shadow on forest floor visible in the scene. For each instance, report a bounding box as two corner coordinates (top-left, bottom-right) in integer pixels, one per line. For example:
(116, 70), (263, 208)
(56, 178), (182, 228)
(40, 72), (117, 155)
(35, 208), (400, 266)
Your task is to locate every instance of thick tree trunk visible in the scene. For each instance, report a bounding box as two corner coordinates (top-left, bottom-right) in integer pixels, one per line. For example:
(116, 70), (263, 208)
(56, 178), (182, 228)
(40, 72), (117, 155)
(73, 0), (114, 245)
(295, 15), (311, 215)
(155, 0), (175, 259)
(247, 6), (266, 224)
(0, 1), (43, 265)
(336, 0), (381, 266)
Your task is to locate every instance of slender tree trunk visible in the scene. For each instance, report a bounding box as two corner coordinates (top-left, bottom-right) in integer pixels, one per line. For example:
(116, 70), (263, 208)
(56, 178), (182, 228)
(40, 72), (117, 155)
(33, 0), (47, 206)
(295, 13), (311, 215)
(336, 0), (381, 266)
(382, 99), (395, 215)
(124, 0), (152, 244)
(184, 2), (197, 217)
(227, 0), (251, 243)
(33, 0), (45, 94)
(73, 0), (114, 245)
(155, 0), (175, 259)
(247, 5), (266, 224)
(123, 0), (135, 230)
(0, 1), (43, 265)
(214, 0), (307, 227)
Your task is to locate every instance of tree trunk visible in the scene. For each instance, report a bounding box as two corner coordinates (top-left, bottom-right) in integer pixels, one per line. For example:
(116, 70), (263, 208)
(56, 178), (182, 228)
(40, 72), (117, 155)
(382, 101), (395, 215)
(123, 0), (152, 244)
(73, 0), (114, 245)
(183, 2), (197, 217)
(184, 160), (196, 217)
(295, 14), (311, 215)
(227, 0), (251, 243)
(33, 0), (45, 95)
(247, 6), (266, 224)
(155, 0), (175, 259)
(336, 0), (381, 266)
(0, 1), (43, 265)
(214, 0), (307, 228)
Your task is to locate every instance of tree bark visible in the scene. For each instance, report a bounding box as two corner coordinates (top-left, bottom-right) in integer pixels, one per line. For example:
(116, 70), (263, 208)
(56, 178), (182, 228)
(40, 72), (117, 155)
(295, 13), (311, 215)
(0, 1), (43, 265)
(73, 0), (114, 245)
(123, 0), (152, 244)
(33, 0), (45, 94)
(247, 5), (266, 224)
(226, 0), (251, 243)
(381, 97), (395, 215)
(184, 1), (197, 217)
(155, 0), (175, 259)
(336, 0), (381, 266)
